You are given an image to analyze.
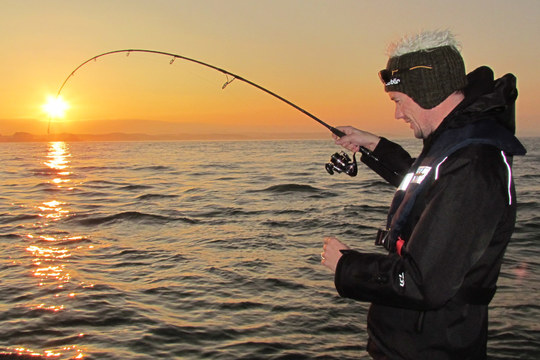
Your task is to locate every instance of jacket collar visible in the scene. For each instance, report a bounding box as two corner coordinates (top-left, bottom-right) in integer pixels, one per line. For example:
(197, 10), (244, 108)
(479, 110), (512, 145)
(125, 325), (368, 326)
(424, 66), (518, 150)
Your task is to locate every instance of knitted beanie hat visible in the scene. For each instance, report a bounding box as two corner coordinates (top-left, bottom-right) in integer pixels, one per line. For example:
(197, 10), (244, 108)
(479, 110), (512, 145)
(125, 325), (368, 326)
(379, 45), (467, 109)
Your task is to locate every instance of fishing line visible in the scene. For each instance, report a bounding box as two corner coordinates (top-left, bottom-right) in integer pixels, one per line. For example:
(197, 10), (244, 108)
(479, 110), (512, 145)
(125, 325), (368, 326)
(54, 48), (392, 173)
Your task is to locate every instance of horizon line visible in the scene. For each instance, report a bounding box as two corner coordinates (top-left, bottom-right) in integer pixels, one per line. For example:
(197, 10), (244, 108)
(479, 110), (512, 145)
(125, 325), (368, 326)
(0, 130), (331, 143)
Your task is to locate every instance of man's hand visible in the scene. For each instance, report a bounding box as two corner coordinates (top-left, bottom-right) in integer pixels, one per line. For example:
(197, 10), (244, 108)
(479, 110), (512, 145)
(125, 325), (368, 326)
(321, 237), (351, 273)
(332, 126), (381, 153)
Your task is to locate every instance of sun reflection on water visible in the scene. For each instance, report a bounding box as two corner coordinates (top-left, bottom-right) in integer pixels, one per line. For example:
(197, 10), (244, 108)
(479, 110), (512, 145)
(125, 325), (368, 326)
(17, 141), (88, 359)
(44, 141), (71, 171)
(3, 345), (85, 359)
(44, 141), (73, 190)
(36, 199), (70, 224)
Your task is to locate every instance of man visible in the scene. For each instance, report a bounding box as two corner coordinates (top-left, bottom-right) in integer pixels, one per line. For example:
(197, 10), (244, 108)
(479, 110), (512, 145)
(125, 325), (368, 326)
(321, 30), (526, 360)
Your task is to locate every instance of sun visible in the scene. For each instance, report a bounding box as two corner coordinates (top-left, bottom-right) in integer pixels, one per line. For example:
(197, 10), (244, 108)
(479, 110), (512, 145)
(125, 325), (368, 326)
(43, 95), (69, 119)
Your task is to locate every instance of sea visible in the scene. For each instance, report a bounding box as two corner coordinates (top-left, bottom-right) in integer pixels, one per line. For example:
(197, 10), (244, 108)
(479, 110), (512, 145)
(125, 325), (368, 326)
(0, 137), (538, 360)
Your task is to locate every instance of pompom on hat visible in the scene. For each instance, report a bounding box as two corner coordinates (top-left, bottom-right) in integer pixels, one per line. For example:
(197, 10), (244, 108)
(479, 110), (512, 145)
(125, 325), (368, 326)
(379, 43), (468, 109)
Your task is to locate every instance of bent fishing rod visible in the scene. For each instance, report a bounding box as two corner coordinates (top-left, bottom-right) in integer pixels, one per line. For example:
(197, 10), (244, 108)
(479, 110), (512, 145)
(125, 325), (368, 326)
(55, 48), (394, 174)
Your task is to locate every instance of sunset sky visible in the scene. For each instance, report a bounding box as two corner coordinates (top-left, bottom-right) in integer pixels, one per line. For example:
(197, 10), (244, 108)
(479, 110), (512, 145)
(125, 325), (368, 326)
(1, 0), (539, 138)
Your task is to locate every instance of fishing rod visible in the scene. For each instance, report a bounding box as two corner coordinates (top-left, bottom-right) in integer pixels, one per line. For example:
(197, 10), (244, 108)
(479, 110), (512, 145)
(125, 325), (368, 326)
(57, 49), (348, 134)
(55, 48), (393, 175)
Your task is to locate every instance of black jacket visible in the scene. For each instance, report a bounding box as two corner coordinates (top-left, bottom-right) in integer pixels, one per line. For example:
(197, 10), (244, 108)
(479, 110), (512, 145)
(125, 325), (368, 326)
(334, 67), (526, 360)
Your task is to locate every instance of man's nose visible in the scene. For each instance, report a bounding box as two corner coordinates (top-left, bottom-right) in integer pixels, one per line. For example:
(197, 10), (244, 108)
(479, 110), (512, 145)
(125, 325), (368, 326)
(394, 105), (403, 119)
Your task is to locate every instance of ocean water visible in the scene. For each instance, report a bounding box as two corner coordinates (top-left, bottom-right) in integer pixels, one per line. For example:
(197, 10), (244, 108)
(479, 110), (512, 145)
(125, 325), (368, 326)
(0, 138), (538, 359)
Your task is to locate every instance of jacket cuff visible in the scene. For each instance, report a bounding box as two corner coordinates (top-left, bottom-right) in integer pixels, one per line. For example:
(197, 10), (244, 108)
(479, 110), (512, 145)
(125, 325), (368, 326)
(334, 250), (399, 304)
(360, 137), (411, 187)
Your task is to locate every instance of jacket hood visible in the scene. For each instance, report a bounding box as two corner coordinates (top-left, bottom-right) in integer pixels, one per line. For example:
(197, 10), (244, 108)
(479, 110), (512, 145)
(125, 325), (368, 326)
(446, 66), (518, 133)
(426, 66), (526, 156)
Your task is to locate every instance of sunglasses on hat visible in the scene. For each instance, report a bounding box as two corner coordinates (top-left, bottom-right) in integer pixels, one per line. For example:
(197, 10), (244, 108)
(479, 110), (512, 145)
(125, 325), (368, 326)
(378, 65), (433, 85)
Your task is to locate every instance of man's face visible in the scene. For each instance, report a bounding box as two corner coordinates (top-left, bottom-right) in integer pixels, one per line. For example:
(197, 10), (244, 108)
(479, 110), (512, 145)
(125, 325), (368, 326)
(388, 91), (433, 139)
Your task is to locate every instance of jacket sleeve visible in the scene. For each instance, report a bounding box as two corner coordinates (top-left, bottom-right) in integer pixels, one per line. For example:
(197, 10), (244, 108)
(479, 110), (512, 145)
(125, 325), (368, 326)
(335, 145), (510, 309)
(361, 137), (415, 187)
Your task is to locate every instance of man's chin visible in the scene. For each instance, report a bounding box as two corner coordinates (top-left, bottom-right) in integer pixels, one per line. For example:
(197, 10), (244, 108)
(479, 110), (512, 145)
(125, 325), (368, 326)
(412, 129), (423, 139)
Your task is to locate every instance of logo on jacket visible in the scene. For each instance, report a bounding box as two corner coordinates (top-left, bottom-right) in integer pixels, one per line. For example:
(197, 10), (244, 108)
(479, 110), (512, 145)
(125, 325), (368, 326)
(411, 166), (431, 184)
(399, 272), (405, 287)
(397, 166), (432, 191)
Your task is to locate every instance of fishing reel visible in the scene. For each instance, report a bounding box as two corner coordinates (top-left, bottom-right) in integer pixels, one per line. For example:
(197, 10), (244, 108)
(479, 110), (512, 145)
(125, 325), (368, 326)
(325, 151), (358, 177)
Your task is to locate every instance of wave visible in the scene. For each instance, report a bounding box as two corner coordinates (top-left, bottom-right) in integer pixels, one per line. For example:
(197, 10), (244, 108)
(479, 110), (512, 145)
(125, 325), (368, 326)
(0, 214), (41, 225)
(84, 179), (125, 187)
(254, 183), (322, 193)
(0, 233), (21, 240)
(71, 211), (199, 226)
(133, 165), (174, 172)
(78, 165), (127, 171)
(249, 183), (339, 198)
(193, 207), (267, 218)
(137, 193), (179, 200)
(31, 182), (62, 191)
(118, 184), (153, 191)
(30, 168), (65, 177)
(360, 179), (395, 189)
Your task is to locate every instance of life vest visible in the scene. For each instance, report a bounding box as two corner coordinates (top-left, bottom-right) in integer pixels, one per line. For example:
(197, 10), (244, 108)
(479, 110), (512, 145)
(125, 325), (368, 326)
(376, 119), (526, 255)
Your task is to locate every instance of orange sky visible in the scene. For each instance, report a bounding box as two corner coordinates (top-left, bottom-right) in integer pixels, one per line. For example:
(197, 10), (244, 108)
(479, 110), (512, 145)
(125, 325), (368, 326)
(1, 0), (539, 139)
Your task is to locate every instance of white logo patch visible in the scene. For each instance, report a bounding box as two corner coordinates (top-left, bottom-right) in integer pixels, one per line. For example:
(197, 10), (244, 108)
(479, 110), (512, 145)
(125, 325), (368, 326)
(411, 166), (431, 184)
(399, 272), (405, 287)
(385, 78), (400, 86)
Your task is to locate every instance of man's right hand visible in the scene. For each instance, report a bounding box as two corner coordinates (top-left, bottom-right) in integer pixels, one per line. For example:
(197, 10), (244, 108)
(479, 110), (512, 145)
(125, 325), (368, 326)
(333, 126), (381, 153)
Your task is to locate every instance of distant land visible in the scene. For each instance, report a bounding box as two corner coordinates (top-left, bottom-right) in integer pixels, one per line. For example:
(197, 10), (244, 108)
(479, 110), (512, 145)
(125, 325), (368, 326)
(0, 118), (329, 142)
(0, 131), (328, 142)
